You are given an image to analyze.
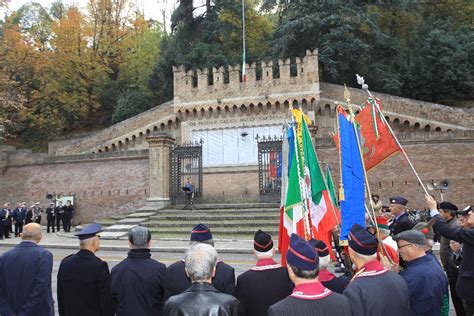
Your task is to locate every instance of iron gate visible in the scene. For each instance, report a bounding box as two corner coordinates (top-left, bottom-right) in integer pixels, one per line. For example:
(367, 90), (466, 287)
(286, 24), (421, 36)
(170, 141), (203, 205)
(257, 136), (283, 201)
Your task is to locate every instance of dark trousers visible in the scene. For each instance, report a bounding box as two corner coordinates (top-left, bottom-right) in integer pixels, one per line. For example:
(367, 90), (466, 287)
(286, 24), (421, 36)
(47, 217), (55, 233)
(14, 222), (23, 236)
(64, 217), (72, 232)
(2, 226), (10, 238)
(463, 299), (474, 316)
(450, 280), (466, 316)
(62, 217), (68, 232)
(56, 216), (62, 231)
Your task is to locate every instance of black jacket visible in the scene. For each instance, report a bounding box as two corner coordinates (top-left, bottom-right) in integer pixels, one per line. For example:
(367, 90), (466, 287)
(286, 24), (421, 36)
(57, 249), (114, 316)
(46, 207), (56, 219)
(234, 259), (293, 316)
(164, 260), (235, 301)
(0, 208), (12, 226)
(389, 213), (414, 236)
(163, 282), (239, 316)
(63, 205), (74, 218)
(111, 249), (166, 316)
(432, 214), (474, 300)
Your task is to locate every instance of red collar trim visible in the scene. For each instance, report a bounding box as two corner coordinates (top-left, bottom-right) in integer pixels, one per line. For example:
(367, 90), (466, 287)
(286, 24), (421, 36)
(318, 269), (336, 282)
(250, 258), (282, 271)
(353, 260), (388, 279)
(290, 281), (332, 300)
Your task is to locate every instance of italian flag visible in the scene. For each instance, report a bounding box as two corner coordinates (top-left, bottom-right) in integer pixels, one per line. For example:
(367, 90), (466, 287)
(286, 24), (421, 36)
(279, 109), (339, 264)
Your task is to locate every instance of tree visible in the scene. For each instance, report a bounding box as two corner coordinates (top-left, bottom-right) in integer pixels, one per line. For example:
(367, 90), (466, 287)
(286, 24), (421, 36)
(111, 89), (152, 123)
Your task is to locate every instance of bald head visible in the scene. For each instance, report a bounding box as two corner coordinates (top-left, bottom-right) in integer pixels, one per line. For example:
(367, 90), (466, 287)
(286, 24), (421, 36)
(21, 223), (42, 243)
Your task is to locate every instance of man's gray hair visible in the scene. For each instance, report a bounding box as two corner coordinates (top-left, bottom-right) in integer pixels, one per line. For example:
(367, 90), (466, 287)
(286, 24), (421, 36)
(255, 248), (273, 260)
(190, 239), (214, 247)
(185, 243), (218, 282)
(128, 226), (151, 249)
(21, 223), (42, 242)
(353, 251), (377, 262)
(319, 255), (330, 269)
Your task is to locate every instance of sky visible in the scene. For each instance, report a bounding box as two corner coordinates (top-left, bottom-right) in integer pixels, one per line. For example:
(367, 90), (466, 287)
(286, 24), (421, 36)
(4, 0), (177, 28)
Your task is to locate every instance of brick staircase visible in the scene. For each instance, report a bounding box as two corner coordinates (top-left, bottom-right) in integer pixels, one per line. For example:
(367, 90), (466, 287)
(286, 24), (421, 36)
(95, 203), (280, 240)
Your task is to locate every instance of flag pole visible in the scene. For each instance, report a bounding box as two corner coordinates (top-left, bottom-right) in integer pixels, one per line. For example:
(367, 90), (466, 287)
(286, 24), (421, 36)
(241, 0), (246, 82)
(355, 74), (429, 196)
(343, 86), (396, 266)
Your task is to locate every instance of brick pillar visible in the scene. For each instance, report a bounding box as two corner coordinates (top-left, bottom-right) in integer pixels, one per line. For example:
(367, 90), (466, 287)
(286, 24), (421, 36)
(146, 131), (175, 209)
(307, 124), (319, 144)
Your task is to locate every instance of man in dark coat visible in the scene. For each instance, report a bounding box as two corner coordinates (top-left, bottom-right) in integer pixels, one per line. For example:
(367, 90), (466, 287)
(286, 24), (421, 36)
(12, 202), (27, 237)
(163, 243), (239, 316)
(268, 234), (351, 316)
(0, 203), (12, 238)
(63, 200), (74, 232)
(437, 201), (465, 315)
(46, 203), (56, 233)
(57, 223), (114, 316)
(55, 201), (64, 232)
(394, 229), (448, 316)
(428, 196), (474, 316)
(389, 196), (414, 236)
(234, 230), (293, 316)
(0, 223), (54, 316)
(343, 224), (410, 316)
(309, 239), (349, 294)
(111, 226), (166, 316)
(164, 224), (235, 300)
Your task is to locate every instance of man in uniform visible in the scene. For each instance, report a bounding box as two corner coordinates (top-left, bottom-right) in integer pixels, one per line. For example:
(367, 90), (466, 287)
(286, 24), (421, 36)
(12, 202), (27, 237)
(389, 196), (414, 236)
(428, 196), (474, 316)
(57, 223), (114, 316)
(309, 239), (349, 294)
(33, 202), (43, 224)
(164, 223), (235, 300)
(55, 201), (64, 232)
(268, 234), (351, 316)
(343, 224), (410, 315)
(63, 200), (74, 232)
(46, 202), (56, 233)
(0, 203), (12, 238)
(234, 230), (293, 315)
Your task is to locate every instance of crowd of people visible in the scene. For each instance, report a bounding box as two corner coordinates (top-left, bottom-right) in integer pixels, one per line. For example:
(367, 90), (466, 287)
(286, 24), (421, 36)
(0, 200), (74, 238)
(0, 195), (472, 316)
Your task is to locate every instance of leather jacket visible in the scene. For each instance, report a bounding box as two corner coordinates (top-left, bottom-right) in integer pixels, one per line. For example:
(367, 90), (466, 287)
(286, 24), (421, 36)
(164, 282), (239, 316)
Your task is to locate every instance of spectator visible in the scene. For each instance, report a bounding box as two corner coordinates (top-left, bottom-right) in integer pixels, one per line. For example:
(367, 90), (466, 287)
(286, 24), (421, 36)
(0, 223), (54, 316)
(163, 243), (239, 316)
(394, 229), (448, 316)
(111, 227), (166, 316)
(164, 224), (235, 300)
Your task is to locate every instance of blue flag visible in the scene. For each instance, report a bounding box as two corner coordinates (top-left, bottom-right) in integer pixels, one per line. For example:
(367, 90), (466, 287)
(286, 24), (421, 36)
(339, 112), (366, 240)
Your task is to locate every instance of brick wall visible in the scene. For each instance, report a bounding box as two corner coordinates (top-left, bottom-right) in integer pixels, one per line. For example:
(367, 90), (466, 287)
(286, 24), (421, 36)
(0, 156), (149, 224)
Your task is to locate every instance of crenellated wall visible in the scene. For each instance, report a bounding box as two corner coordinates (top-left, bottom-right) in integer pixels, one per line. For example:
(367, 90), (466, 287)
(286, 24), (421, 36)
(172, 49), (319, 105)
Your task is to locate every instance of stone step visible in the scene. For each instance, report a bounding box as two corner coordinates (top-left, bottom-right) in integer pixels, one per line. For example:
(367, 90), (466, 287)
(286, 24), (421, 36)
(156, 208), (278, 215)
(141, 226), (278, 234)
(143, 220), (280, 228)
(148, 214), (278, 221)
(171, 203), (279, 210)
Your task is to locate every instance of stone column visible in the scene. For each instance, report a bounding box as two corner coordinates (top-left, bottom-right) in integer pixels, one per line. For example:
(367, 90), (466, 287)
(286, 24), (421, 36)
(307, 124), (319, 144)
(146, 131), (175, 209)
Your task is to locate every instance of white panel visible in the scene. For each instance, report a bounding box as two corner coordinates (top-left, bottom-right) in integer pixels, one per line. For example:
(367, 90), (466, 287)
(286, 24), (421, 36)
(237, 127), (255, 164)
(207, 130), (223, 166)
(222, 128), (239, 165)
(193, 131), (208, 166)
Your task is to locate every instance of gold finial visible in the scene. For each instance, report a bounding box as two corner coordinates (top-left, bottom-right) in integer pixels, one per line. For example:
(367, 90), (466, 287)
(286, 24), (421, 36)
(344, 84), (351, 104)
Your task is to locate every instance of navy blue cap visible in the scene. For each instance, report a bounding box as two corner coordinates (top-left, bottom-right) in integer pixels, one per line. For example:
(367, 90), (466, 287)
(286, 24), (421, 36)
(308, 239), (329, 257)
(190, 224), (213, 241)
(348, 223), (378, 255)
(286, 234), (318, 271)
(75, 223), (102, 240)
(389, 197), (408, 206)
